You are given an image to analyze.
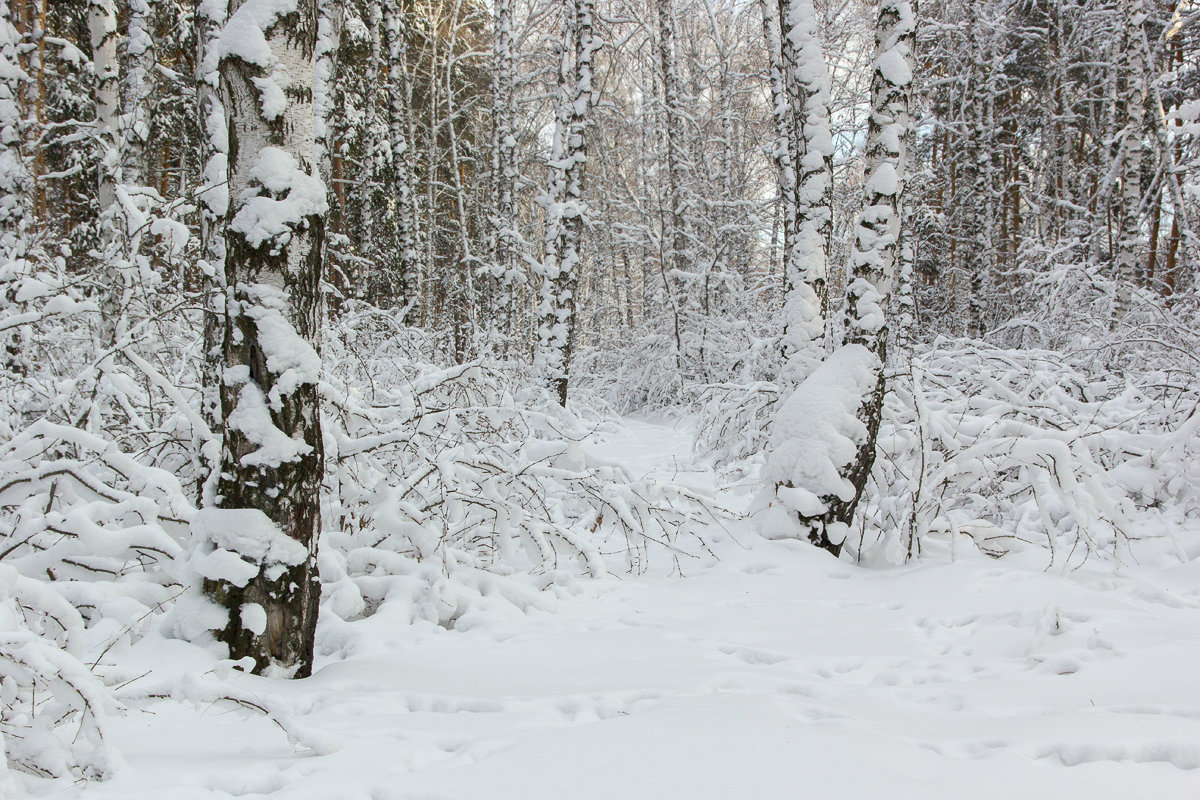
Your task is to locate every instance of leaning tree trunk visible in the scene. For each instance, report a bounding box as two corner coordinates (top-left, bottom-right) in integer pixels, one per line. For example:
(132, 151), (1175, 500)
(831, 0), (916, 551)
(535, 0), (599, 407)
(775, 0), (916, 556)
(202, 0), (328, 678)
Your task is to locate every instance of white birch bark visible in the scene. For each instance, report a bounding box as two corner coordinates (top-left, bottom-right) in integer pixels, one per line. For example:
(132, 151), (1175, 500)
(207, 0), (328, 678)
(657, 0), (685, 377)
(0, 2), (28, 242)
(794, 0), (915, 555)
(489, 0), (518, 328)
(777, 0), (832, 386)
(0, 1), (30, 376)
(535, 0), (599, 406)
(89, 0), (122, 348)
(1116, 0), (1147, 294)
(844, 0), (915, 358)
(198, 0), (229, 504)
(121, 0), (155, 186)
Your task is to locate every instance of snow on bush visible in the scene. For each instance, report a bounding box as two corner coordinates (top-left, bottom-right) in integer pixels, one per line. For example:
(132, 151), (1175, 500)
(0, 421), (190, 779)
(861, 335), (1200, 565)
(692, 380), (778, 474)
(0, 565), (119, 779)
(0, 290), (726, 780)
(576, 289), (780, 415)
(760, 344), (877, 545)
(0, 226), (201, 779)
(321, 308), (721, 628)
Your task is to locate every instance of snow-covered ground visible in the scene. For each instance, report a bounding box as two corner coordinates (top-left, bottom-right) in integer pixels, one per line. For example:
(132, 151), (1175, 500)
(36, 418), (1200, 799)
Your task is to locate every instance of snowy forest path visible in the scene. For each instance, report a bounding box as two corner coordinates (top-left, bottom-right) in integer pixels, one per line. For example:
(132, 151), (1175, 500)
(67, 417), (1200, 800)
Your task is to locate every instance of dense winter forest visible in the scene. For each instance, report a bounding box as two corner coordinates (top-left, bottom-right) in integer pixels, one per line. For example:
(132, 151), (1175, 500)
(1, 0), (1199, 793)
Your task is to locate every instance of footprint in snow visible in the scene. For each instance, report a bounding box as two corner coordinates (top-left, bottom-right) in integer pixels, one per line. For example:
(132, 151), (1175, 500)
(717, 644), (791, 665)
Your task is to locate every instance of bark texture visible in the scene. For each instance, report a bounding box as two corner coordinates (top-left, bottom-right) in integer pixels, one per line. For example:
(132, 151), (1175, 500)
(208, 0), (327, 678)
(535, 0), (599, 406)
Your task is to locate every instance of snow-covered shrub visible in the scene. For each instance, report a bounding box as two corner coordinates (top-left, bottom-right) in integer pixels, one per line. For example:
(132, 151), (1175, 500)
(0, 419), (193, 778)
(692, 381), (778, 472)
(576, 294), (780, 416)
(0, 197), (203, 779)
(0, 565), (118, 779)
(577, 296), (783, 479)
(690, 313), (783, 470)
(574, 321), (687, 411)
(321, 310), (721, 626)
(861, 336), (1200, 565)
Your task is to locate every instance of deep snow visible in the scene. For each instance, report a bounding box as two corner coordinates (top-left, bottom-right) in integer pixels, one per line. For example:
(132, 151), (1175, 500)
(29, 417), (1200, 799)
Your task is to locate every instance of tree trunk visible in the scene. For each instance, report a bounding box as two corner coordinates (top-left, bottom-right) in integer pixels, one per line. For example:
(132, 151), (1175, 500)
(383, 0), (420, 320)
(817, 0), (916, 555)
(197, 0), (228, 505)
(206, 0), (328, 678)
(657, 0), (686, 379)
(488, 0), (517, 341)
(1115, 0), (1147, 297)
(122, 0), (154, 187)
(776, 0), (832, 387)
(89, 0), (121, 349)
(535, 0), (599, 406)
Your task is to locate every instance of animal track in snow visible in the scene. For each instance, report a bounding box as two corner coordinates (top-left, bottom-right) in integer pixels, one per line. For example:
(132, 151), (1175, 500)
(716, 644), (791, 666)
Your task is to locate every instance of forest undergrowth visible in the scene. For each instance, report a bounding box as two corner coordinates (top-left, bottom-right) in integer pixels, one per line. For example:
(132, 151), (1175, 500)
(3, 255), (1199, 781)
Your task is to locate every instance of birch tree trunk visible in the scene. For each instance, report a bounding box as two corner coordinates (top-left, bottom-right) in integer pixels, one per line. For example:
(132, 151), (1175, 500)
(88, 0), (121, 348)
(488, 0), (517, 338)
(759, 0), (796, 306)
(383, 0), (420, 320)
(0, 2), (28, 243)
(198, 0), (229, 504)
(811, 0), (915, 554)
(1116, 0), (1147, 296)
(776, 0), (832, 386)
(845, 0), (915, 356)
(535, 0), (599, 406)
(0, 1), (30, 377)
(204, 0), (328, 678)
(122, 0), (154, 187)
(657, 0), (686, 378)
(658, 0), (686, 279)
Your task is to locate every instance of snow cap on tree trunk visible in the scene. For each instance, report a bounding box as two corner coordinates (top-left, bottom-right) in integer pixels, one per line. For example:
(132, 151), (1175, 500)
(189, 507), (308, 588)
(765, 344), (878, 538)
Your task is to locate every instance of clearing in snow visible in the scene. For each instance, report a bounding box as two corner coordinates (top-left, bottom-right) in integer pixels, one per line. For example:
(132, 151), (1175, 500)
(40, 418), (1200, 800)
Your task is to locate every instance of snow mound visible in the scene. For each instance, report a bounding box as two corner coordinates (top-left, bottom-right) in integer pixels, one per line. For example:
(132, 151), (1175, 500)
(766, 344), (877, 523)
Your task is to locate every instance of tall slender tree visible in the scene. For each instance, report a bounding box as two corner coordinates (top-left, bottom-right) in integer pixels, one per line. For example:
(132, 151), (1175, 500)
(88, 0), (121, 349)
(831, 0), (916, 544)
(776, 0), (833, 387)
(488, 0), (518, 337)
(383, 1), (420, 318)
(535, 0), (600, 406)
